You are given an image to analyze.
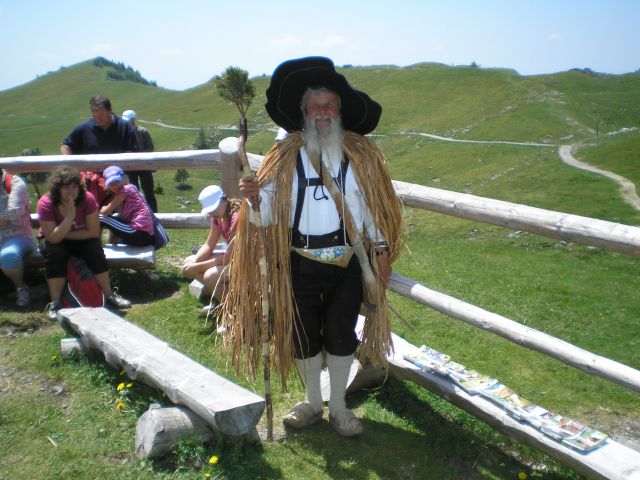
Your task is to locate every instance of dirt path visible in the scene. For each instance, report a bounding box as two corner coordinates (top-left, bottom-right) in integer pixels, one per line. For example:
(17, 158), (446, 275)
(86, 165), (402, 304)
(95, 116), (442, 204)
(402, 130), (640, 213)
(403, 130), (555, 147)
(137, 119), (640, 213)
(559, 144), (640, 212)
(138, 120), (239, 132)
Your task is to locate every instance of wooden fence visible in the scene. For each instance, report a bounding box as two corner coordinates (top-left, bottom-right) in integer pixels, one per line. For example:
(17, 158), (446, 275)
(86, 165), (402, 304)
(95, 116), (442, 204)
(2, 139), (639, 479)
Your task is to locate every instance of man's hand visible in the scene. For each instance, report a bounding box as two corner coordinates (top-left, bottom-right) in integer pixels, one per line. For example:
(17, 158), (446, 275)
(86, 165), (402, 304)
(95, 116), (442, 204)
(239, 175), (259, 199)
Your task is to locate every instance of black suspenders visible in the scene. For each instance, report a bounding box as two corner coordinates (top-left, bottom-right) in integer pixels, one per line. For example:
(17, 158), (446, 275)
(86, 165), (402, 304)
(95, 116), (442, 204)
(293, 152), (350, 235)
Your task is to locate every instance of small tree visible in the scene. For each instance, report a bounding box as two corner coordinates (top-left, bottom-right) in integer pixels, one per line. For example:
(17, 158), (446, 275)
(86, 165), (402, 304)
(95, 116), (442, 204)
(214, 66), (256, 140)
(194, 127), (209, 149)
(174, 168), (190, 186)
(21, 148), (46, 198)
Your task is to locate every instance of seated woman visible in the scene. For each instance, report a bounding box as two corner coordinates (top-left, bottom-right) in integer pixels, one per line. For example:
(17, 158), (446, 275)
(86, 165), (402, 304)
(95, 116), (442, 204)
(181, 185), (241, 305)
(36, 167), (131, 318)
(98, 166), (155, 247)
(0, 169), (34, 307)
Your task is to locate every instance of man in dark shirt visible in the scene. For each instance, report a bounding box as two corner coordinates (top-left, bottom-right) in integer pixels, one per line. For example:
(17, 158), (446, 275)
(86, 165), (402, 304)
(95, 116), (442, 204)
(60, 95), (139, 206)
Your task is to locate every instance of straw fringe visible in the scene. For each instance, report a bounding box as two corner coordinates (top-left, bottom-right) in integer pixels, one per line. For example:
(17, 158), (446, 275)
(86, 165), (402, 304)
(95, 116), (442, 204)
(221, 131), (403, 384)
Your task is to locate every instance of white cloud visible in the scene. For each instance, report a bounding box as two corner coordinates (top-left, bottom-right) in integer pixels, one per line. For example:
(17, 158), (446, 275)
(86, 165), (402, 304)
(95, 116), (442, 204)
(547, 33), (562, 41)
(311, 35), (352, 48)
(270, 34), (303, 48)
(89, 43), (113, 56)
(34, 50), (64, 62)
(159, 47), (182, 56)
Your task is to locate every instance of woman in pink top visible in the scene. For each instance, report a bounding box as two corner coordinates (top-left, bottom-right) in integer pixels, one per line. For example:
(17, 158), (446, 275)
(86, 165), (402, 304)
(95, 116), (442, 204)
(181, 185), (241, 304)
(98, 166), (155, 247)
(37, 167), (131, 318)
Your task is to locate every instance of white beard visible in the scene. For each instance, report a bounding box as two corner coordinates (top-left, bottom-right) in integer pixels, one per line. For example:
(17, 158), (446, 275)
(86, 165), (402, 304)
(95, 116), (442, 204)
(302, 115), (343, 160)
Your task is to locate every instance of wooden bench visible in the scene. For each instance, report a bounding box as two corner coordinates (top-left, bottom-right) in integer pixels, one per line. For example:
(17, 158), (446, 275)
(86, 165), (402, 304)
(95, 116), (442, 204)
(25, 244), (157, 270)
(28, 214), (158, 270)
(58, 307), (265, 437)
(387, 330), (640, 480)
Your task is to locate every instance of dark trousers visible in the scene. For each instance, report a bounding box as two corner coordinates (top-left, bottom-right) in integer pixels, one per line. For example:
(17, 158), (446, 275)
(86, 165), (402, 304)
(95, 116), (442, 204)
(126, 171), (157, 212)
(290, 252), (363, 359)
(39, 238), (108, 278)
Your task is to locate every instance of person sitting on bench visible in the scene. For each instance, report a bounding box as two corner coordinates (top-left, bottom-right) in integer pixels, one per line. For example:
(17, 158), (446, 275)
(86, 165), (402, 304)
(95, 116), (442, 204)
(181, 185), (241, 308)
(98, 166), (156, 247)
(0, 169), (34, 307)
(36, 167), (131, 318)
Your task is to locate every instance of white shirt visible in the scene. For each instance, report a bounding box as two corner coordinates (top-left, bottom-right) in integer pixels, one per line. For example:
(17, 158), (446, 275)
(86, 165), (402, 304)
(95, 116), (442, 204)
(255, 146), (384, 242)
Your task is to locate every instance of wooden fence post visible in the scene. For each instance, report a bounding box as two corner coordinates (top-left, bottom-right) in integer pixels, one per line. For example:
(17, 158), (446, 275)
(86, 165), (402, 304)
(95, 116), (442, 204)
(218, 137), (241, 198)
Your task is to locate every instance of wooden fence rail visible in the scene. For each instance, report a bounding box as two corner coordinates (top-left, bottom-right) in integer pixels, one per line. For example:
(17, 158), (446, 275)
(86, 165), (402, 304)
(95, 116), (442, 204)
(393, 180), (640, 258)
(388, 273), (640, 393)
(2, 141), (638, 473)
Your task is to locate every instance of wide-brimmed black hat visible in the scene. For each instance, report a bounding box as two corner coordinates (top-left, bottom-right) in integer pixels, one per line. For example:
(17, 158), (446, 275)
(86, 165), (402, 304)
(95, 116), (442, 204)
(265, 56), (381, 135)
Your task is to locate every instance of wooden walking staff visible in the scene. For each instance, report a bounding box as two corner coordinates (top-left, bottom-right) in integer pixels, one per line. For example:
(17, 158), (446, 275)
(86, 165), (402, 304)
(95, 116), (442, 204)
(237, 136), (273, 441)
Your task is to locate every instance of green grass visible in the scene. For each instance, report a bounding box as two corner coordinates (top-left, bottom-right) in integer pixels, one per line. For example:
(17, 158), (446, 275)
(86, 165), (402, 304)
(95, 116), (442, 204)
(1, 59), (639, 479)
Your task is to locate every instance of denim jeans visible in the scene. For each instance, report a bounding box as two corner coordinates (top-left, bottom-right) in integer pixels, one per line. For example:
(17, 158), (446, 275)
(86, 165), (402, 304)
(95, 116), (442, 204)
(0, 235), (34, 270)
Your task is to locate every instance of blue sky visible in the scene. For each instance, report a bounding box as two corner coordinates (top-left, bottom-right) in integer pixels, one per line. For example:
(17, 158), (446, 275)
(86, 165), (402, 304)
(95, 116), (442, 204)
(1, 0), (638, 92)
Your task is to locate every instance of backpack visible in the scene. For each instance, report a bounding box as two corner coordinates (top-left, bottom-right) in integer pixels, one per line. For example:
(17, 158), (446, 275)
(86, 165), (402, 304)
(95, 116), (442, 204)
(3, 172), (12, 193)
(135, 188), (169, 250)
(151, 214), (170, 249)
(61, 257), (105, 308)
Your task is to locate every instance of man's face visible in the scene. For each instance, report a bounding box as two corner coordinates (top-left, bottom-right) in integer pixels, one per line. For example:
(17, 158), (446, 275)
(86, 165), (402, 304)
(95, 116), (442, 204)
(303, 91), (340, 135)
(90, 106), (112, 130)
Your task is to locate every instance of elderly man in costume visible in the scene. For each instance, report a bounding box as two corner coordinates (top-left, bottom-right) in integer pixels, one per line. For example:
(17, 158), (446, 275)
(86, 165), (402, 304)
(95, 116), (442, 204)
(223, 57), (402, 437)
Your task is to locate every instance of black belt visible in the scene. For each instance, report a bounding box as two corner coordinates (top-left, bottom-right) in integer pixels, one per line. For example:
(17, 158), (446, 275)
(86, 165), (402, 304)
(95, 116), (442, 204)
(291, 229), (348, 249)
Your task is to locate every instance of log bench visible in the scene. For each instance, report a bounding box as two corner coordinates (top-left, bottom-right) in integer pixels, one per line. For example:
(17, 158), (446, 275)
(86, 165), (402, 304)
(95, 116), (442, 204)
(25, 244), (157, 270)
(27, 214), (160, 270)
(387, 330), (640, 480)
(57, 307), (265, 438)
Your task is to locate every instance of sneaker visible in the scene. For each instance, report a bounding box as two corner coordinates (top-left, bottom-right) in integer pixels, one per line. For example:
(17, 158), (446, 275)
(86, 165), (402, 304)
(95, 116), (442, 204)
(16, 286), (30, 307)
(48, 300), (63, 320)
(106, 292), (131, 309)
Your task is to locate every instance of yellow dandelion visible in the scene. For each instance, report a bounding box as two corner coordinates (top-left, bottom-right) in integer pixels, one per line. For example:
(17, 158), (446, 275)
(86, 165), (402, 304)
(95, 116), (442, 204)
(117, 382), (125, 391)
(126, 383), (133, 388)
(51, 355), (59, 361)
(115, 399), (125, 410)
(518, 472), (527, 480)
(204, 473), (211, 478)
(208, 455), (219, 465)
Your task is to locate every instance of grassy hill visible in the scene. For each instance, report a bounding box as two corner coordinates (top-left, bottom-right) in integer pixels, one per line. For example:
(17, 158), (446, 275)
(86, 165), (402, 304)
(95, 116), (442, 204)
(1, 58), (639, 220)
(1, 58), (639, 479)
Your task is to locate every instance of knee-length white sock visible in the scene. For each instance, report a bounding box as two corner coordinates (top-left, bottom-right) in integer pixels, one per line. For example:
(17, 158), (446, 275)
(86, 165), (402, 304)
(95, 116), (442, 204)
(294, 352), (324, 412)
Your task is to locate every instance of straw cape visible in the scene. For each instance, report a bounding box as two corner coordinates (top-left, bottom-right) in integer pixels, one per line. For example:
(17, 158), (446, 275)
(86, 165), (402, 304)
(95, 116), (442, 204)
(220, 131), (403, 385)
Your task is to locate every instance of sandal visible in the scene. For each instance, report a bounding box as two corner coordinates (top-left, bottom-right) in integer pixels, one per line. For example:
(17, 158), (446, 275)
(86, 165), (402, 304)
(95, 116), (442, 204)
(282, 402), (323, 429)
(329, 409), (363, 437)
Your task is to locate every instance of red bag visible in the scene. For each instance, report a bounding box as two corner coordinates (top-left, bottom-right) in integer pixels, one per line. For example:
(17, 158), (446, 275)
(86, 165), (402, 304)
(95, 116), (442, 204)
(61, 257), (105, 308)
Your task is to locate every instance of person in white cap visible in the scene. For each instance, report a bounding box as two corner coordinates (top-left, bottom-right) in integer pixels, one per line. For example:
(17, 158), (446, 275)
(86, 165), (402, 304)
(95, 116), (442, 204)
(121, 109), (158, 212)
(180, 185), (242, 307)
